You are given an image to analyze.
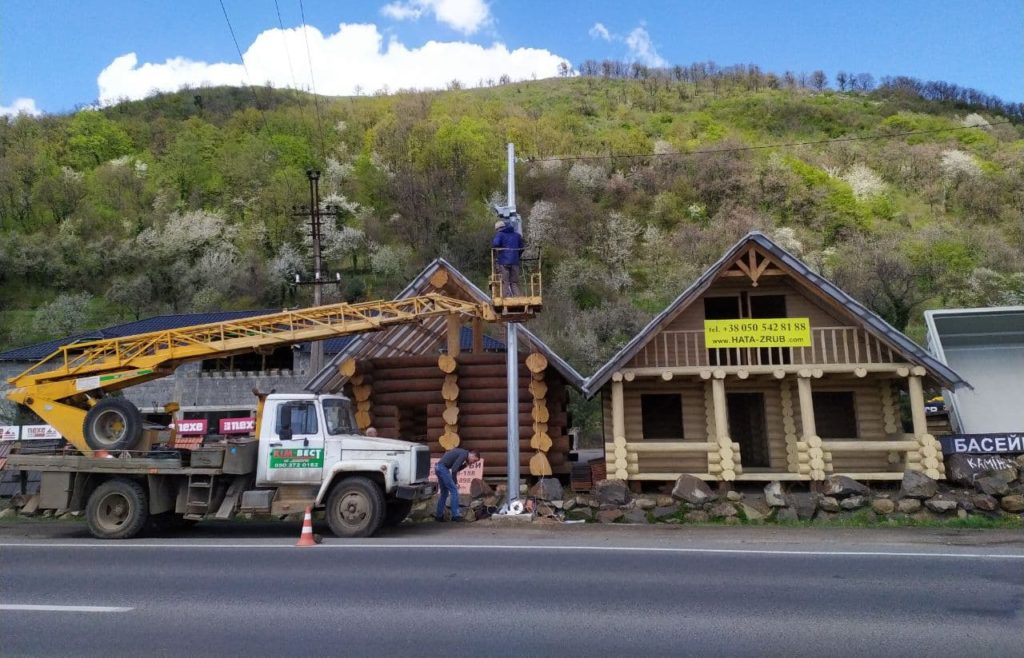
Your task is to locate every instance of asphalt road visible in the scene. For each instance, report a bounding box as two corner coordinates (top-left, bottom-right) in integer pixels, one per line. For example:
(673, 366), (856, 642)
(1, 523), (1023, 657)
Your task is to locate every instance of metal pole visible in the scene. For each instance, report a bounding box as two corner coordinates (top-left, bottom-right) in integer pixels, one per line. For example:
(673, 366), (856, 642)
(506, 143), (516, 213)
(506, 321), (519, 504)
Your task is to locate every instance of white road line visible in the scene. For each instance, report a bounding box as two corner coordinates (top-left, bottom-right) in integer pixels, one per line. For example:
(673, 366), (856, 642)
(0, 604), (133, 613)
(1, 542), (1023, 559)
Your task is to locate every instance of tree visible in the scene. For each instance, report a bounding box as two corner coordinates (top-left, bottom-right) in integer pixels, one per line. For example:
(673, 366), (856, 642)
(65, 111), (133, 170)
(32, 292), (93, 338)
(835, 71), (849, 91)
(810, 70), (828, 91)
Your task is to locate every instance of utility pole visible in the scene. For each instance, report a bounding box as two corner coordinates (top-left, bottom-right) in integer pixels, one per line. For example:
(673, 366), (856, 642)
(291, 168), (338, 376)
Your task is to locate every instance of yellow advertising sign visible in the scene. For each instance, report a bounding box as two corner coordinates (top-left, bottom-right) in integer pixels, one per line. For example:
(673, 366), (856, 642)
(703, 317), (812, 348)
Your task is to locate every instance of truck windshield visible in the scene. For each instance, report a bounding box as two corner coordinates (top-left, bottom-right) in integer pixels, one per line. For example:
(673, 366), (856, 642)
(322, 398), (356, 435)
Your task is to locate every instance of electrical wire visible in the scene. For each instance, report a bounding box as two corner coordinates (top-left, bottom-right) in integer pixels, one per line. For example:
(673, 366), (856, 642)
(298, 0), (327, 162)
(273, 0), (301, 93)
(218, 0), (271, 132)
(522, 121), (1012, 163)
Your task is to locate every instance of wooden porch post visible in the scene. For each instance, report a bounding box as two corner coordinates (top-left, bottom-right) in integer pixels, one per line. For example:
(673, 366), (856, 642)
(780, 378), (800, 474)
(610, 375), (628, 480)
(710, 372), (736, 482)
(796, 371), (827, 481)
(907, 370), (945, 479)
(471, 317), (484, 354)
(446, 315), (462, 357)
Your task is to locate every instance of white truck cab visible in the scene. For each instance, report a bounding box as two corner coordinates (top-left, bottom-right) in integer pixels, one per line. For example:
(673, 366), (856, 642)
(254, 393), (434, 536)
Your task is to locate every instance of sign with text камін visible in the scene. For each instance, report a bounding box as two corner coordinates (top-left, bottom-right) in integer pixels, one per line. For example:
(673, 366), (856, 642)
(428, 457), (485, 495)
(940, 433), (1024, 455)
(219, 417), (255, 435)
(703, 318), (812, 349)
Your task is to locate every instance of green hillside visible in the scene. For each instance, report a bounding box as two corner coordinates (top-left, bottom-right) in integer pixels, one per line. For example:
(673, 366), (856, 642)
(1, 72), (1022, 372)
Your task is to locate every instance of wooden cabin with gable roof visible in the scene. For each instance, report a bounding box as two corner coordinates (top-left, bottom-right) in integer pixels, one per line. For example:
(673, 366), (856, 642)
(308, 259), (585, 480)
(585, 232), (968, 484)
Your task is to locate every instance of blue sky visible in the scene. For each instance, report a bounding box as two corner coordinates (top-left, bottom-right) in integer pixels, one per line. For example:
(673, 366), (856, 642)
(2, 0), (1021, 116)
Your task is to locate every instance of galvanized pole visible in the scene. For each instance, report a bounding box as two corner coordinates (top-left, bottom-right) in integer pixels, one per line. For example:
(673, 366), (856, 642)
(505, 142), (520, 507)
(505, 321), (519, 505)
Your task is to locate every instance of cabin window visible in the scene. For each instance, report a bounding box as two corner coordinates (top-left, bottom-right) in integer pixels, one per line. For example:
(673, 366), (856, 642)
(276, 402), (319, 436)
(641, 394), (684, 439)
(812, 392), (857, 438)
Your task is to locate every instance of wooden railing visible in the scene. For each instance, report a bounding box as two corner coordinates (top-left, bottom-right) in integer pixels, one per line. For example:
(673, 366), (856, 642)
(632, 326), (899, 369)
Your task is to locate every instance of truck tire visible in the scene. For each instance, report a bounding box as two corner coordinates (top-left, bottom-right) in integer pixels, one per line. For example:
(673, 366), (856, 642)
(383, 500), (414, 527)
(84, 398), (143, 451)
(325, 476), (385, 538)
(86, 477), (149, 539)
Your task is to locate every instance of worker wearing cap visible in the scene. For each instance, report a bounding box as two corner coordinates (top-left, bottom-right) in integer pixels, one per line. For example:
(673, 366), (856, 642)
(492, 220), (524, 297)
(434, 447), (480, 522)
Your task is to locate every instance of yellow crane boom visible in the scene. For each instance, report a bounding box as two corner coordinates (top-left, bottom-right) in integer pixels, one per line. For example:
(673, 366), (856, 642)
(6, 293), (496, 453)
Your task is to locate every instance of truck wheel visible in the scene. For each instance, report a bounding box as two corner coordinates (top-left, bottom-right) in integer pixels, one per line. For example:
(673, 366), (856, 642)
(325, 477), (385, 538)
(86, 478), (149, 539)
(383, 500), (414, 527)
(84, 398), (143, 451)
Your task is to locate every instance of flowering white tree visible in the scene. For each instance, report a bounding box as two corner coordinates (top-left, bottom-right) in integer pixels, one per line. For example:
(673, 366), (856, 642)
(567, 162), (605, 192)
(841, 164), (886, 200)
(940, 149), (982, 180)
(33, 292), (93, 337)
(526, 200), (558, 244)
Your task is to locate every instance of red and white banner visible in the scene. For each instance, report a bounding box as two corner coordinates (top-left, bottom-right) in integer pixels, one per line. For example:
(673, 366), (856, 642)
(173, 419), (208, 436)
(0, 426), (19, 441)
(219, 417), (256, 434)
(428, 457), (485, 495)
(21, 425), (62, 440)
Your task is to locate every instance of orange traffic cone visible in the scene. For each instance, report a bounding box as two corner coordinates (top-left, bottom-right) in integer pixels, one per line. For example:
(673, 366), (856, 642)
(295, 506), (320, 547)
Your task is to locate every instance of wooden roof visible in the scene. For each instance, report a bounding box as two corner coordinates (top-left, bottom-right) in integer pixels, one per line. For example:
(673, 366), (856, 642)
(306, 259), (585, 393)
(584, 231), (968, 396)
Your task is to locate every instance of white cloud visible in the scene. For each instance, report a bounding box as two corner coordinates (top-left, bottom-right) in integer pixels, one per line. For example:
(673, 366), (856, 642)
(0, 97), (42, 117)
(625, 27), (666, 67)
(381, 0), (491, 35)
(96, 23), (568, 105)
(588, 22), (611, 41)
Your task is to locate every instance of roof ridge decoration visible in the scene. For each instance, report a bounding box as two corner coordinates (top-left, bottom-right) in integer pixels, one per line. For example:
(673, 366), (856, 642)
(583, 231), (967, 396)
(306, 258), (585, 392)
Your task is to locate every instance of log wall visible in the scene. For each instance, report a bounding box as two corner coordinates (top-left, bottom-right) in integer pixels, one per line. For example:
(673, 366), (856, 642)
(344, 352), (571, 477)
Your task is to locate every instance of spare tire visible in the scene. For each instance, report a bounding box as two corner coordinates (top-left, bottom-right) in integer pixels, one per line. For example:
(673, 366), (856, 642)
(84, 398), (143, 451)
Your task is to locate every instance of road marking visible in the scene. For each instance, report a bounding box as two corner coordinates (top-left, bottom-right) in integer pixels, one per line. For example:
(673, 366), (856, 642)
(0, 604), (133, 613)
(1, 542), (1023, 559)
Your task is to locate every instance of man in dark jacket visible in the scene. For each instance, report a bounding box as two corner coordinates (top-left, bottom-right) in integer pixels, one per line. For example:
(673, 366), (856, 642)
(435, 447), (480, 522)
(491, 221), (524, 296)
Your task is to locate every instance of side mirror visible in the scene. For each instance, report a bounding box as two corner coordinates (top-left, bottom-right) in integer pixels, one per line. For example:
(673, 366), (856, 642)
(280, 426), (293, 441)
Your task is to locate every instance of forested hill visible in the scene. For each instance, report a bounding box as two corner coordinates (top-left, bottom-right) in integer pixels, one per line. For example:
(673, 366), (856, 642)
(1, 70), (1022, 372)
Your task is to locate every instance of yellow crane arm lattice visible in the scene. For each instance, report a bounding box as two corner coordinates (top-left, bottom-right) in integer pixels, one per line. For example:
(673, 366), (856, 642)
(6, 294), (495, 453)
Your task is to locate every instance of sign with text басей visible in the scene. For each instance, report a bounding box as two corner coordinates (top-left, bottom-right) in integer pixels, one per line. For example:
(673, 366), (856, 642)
(940, 433), (1024, 455)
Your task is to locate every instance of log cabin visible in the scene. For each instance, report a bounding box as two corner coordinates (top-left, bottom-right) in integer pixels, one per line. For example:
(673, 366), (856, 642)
(585, 232), (968, 484)
(308, 259), (585, 479)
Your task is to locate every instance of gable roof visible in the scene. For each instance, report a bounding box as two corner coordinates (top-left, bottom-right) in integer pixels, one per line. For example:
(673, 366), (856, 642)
(584, 231), (968, 396)
(306, 258), (585, 393)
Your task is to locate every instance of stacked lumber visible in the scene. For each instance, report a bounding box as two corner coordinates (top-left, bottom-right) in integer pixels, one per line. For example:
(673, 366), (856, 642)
(526, 352), (553, 476)
(438, 354), (460, 450)
(341, 358), (375, 431)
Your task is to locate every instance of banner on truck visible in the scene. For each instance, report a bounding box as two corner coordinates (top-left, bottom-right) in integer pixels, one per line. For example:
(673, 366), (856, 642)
(22, 425), (62, 440)
(219, 417), (255, 434)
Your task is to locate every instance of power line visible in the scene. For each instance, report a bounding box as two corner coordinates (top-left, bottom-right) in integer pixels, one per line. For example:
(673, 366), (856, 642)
(273, 0), (301, 92)
(522, 121), (1012, 163)
(298, 0), (327, 162)
(218, 0), (270, 132)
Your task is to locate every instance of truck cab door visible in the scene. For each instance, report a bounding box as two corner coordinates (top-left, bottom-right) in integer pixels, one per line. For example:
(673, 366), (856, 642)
(258, 400), (326, 485)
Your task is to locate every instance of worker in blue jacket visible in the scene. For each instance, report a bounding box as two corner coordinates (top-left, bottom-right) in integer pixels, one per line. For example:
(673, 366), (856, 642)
(491, 220), (524, 296)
